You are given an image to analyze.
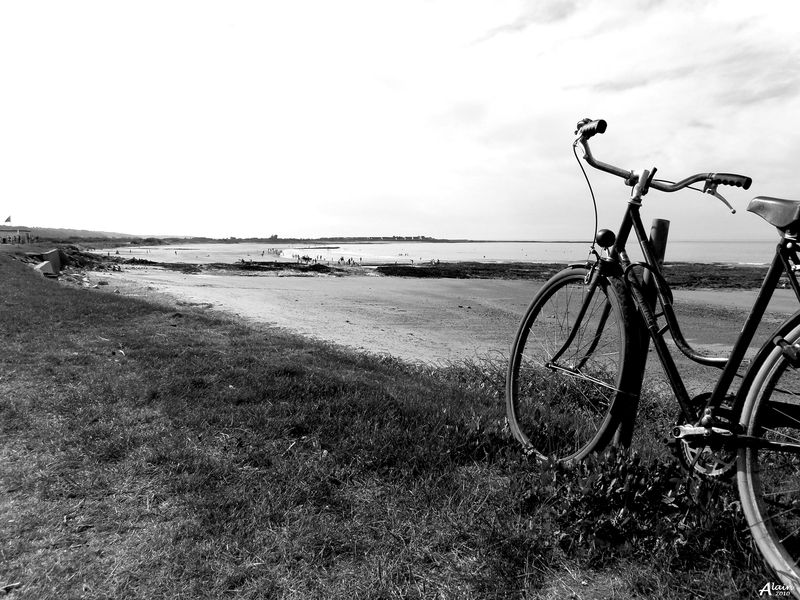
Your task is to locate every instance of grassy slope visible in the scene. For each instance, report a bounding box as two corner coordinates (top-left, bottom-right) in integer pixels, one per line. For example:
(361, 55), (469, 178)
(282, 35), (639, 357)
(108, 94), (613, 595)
(0, 255), (768, 599)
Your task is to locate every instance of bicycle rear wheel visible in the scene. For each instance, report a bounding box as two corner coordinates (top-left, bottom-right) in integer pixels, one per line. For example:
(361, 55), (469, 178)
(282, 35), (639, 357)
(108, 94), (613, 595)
(738, 317), (800, 597)
(506, 266), (640, 463)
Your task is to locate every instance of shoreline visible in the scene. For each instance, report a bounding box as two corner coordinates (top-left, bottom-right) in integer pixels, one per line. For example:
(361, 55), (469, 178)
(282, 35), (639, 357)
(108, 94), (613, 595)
(86, 237), (780, 270)
(63, 246), (776, 289)
(74, 261), (797, 369)
(10, 245), (791, 367)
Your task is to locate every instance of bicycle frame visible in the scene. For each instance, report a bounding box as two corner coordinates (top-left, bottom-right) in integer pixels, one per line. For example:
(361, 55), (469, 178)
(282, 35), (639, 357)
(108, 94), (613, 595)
(609, 193), (800, 426)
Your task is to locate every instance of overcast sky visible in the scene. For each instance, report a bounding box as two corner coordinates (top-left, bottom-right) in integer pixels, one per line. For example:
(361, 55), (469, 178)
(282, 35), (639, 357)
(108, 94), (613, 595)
(2, 0), (798, 240)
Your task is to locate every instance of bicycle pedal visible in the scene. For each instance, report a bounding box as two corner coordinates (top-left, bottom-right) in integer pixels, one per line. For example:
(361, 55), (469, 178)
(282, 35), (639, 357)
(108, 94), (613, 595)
(672, 424), (733, 440)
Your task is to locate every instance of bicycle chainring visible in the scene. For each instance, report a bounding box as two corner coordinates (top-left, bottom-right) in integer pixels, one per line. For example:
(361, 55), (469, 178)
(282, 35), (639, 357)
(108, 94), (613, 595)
(670, 393), (737, 479)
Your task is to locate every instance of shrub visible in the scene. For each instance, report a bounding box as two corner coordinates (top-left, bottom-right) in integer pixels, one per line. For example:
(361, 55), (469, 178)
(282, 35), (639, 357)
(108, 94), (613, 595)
(513, 448), (758, 572)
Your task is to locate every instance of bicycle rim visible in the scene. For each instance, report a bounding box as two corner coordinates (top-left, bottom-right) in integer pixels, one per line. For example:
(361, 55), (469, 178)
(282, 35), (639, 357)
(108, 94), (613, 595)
(739, 321), (800, 597)
(506, 268), (636, 463)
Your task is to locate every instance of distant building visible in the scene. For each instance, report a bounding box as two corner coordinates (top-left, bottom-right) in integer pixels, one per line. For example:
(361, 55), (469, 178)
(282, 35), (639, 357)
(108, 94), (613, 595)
(0, 227), (33, 244)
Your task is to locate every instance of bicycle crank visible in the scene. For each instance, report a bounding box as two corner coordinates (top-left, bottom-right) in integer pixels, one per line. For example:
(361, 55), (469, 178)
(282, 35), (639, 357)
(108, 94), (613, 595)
(668, 393), (738, 479)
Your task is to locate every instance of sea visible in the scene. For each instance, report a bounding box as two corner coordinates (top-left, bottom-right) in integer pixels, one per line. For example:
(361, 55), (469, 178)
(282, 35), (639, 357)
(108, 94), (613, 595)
(104, 239), (777, 266)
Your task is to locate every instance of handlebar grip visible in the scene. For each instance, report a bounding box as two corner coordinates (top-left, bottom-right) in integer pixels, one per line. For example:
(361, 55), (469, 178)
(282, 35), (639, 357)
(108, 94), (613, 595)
(576, 118), (607, 139)
(709, 173), (752, 190)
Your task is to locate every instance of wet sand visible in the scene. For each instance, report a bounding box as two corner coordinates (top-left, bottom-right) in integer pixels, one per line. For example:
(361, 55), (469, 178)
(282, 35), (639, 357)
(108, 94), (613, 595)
(91, 266), (798, 374)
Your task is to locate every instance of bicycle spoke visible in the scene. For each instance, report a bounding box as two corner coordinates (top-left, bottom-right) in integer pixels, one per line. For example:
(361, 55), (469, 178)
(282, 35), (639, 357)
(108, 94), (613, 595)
(762, 425), (800, 445)
(763, 488), (800, 498)
(751, 505), (800, 530)
(546, 362), (623, 394)
(780, 523), (800, 545)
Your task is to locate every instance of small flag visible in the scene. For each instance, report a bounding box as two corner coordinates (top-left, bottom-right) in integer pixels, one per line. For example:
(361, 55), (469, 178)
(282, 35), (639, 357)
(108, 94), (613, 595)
(4, 216), (10, 223)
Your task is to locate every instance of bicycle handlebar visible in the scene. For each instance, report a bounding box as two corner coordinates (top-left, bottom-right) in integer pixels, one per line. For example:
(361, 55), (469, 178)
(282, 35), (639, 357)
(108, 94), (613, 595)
(575, 118), (752, 192)
(575, 118), (607, 139)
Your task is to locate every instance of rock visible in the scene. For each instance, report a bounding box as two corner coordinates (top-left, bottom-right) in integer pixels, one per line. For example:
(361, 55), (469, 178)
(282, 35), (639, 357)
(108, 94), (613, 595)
(34, 261), (58, 277)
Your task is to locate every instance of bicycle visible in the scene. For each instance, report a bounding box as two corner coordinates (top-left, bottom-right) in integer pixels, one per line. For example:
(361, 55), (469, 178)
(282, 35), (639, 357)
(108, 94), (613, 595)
(505, 118), (800, 594)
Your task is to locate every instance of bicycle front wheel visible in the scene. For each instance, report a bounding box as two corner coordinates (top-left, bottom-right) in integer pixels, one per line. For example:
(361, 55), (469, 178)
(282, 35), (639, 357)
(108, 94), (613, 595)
(738, 318), (800, 596)
(506, 267), (640, 463)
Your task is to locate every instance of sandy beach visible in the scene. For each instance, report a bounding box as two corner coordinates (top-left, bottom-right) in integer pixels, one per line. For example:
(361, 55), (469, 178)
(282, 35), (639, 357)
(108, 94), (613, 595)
(89, 265), (799, 373)
(93, 267), (533, 364)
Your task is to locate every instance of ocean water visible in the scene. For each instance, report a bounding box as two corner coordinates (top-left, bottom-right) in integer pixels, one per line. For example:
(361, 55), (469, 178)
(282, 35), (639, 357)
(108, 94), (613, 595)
(105, 239), (777, 266)
(279, 240), (776, 265)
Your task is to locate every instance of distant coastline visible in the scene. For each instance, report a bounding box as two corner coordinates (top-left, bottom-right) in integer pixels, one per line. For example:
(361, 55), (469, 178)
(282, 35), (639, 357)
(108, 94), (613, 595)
(25, 229), (595, 248)
(91, 236), (594, 247)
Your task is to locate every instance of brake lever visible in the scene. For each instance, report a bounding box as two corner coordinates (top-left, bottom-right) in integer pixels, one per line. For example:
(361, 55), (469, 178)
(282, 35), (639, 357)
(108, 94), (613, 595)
(704, 183), (736, 214)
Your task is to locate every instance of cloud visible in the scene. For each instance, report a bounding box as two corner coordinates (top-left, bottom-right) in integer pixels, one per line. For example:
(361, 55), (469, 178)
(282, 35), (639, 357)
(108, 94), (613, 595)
(431, 102), (488, 130)
(562, 29), (800, 111)
(719, 78), (800, 107)
(475, 0), (580, 43)
(578, 64), (698, 93)
(706, 47), (800, 108)
(3, 0), (798, 240)
(475, 0), (677, 45)
(687, 120), (714, 130)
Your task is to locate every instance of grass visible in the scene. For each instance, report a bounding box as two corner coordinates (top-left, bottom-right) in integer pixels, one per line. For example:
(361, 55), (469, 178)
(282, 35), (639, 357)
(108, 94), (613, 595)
(0, 253), (772, 598)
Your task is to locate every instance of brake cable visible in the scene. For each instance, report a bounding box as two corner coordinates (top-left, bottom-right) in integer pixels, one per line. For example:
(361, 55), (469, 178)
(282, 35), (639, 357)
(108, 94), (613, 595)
(573, 140), (600, 259)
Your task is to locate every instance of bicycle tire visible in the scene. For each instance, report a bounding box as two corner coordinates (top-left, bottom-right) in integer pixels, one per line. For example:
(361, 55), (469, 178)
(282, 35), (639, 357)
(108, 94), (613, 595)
(738, 314), (800, 597)
(506, 266), (641, 463)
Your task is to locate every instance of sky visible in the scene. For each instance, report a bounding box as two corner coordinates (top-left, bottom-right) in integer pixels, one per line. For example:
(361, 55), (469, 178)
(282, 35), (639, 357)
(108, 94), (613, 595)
(2, 0), (799, 241)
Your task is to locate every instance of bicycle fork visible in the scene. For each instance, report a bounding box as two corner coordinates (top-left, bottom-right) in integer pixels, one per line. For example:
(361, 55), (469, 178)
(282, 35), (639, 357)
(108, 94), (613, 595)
(545, 267), (610, 370)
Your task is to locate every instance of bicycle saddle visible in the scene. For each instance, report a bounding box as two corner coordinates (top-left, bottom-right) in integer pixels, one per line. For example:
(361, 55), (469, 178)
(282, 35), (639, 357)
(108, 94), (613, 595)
(747, 196), (800, 232)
